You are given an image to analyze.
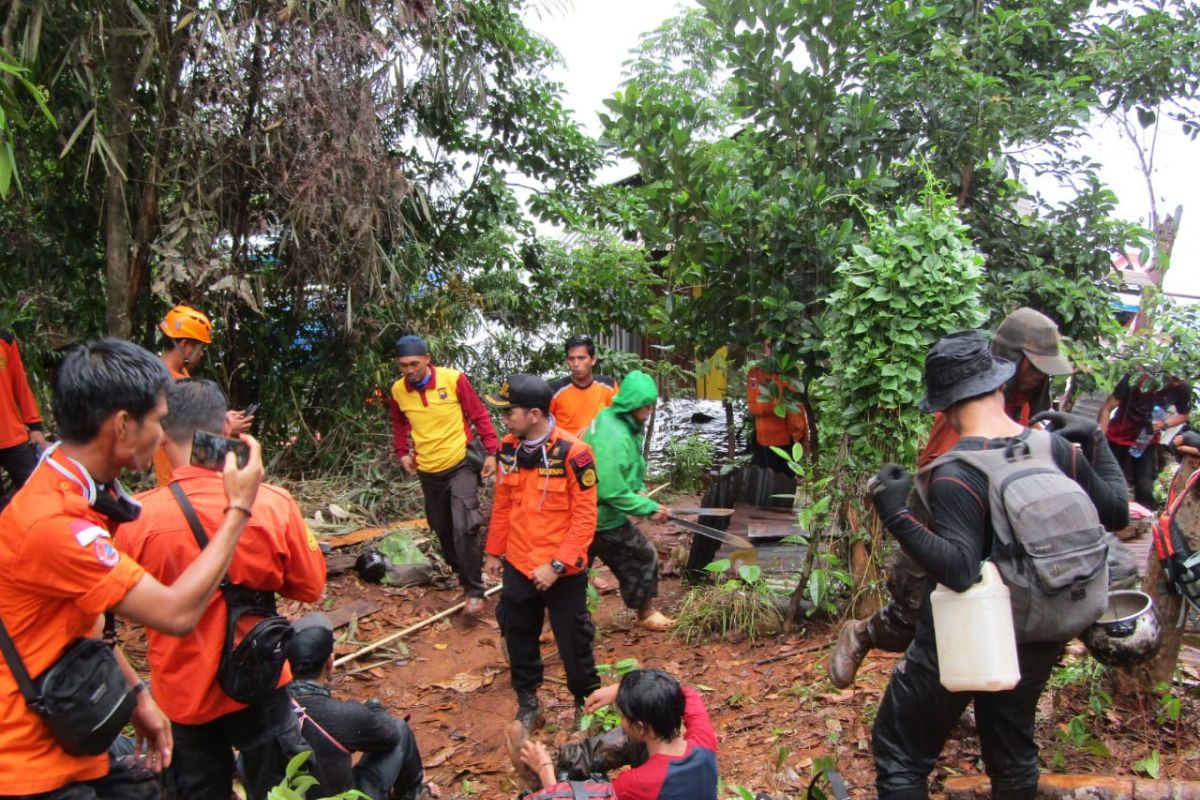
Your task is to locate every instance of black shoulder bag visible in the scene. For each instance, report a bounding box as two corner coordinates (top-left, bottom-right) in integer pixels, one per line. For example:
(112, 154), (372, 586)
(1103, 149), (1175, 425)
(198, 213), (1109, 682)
(169, 483), (293, 704)
(0, 611), (137, 756)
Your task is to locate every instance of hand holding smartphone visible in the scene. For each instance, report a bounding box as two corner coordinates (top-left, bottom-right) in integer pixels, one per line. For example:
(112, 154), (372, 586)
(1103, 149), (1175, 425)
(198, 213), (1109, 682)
(191, 430), (251, 470)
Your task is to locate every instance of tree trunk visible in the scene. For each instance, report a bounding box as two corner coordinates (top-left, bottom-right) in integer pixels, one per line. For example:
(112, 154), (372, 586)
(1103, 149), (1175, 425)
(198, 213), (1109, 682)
(1132, 455), (1199, 690)
(724, 399), (736, 460)
(104, 4), (137, 338)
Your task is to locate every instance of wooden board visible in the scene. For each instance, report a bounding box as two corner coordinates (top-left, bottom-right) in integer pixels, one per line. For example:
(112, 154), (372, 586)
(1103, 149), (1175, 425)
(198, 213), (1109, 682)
(326, 599), (381, 630)
(324, 553), (358, 576)
(322, 519), (429, 548)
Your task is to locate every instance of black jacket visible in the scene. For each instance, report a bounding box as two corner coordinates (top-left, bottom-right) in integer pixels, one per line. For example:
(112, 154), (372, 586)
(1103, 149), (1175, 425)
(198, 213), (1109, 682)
(288, 679), (402, 793)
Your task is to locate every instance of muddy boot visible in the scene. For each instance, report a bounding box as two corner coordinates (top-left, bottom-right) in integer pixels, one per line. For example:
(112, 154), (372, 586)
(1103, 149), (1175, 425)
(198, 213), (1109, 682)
(515, 689), (543, 732)
(827, 619), (871, 689)
(504, 719), (541, 792)
(555, 727), (648, 780)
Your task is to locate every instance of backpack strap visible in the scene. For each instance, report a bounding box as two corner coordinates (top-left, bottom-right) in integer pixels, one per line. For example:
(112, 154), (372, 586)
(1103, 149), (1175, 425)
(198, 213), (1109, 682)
(0, 616), (42, 711)
(169, 481), (211, 550)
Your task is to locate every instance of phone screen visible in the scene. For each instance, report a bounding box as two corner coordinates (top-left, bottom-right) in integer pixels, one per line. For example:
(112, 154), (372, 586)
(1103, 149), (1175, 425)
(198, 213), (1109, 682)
(243, 402), (260, 417)
(190, 430), (250, 470)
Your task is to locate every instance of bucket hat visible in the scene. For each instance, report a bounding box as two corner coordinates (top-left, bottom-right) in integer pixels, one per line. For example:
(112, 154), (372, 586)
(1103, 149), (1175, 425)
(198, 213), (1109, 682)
(919, 331), (1017, 413)
(992, 307), (1073, 376)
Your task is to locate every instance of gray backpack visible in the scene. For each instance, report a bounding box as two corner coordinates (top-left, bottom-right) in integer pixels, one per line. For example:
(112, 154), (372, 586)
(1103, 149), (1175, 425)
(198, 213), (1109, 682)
(921, 429), (1109, 643)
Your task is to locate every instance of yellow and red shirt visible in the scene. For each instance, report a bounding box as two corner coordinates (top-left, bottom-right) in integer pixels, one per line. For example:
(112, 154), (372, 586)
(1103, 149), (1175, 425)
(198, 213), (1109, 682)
(388, 365), (499, 474)
(486, 428), (598, 578)
(0, 450), (146, 795)
(549, 375), (618, 436)
(114, 466), (326, 725)
(0, 331), (45, 450)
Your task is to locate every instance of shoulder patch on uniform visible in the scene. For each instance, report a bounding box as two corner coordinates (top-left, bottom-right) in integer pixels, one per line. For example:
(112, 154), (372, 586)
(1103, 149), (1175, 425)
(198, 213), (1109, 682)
(570, 449), (595, 470)
(307, 527), (320, 551)
(571, 448), (597, 491)
(93, 537), (120, 568)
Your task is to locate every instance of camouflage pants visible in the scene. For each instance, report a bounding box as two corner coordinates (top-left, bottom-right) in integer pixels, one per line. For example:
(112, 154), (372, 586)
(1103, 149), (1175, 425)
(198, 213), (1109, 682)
(588, 522), (659, 611)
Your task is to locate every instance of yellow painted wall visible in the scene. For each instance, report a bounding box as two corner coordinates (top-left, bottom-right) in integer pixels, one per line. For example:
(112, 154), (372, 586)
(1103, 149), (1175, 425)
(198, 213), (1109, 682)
(695, 346), (728, 400)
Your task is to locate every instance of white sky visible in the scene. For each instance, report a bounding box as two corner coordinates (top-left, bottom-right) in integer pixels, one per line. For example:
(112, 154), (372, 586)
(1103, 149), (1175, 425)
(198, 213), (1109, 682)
(524, 0), (1198, 295)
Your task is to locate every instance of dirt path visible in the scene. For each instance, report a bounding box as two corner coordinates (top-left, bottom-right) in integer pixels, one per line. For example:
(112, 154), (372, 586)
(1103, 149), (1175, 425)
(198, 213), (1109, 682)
(287, 517), (1200, 799)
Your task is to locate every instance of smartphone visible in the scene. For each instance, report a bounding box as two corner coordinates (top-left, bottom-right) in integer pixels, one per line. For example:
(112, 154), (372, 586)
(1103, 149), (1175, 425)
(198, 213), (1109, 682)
(190, 430), (250, 470)
(243, 402), (260, 417)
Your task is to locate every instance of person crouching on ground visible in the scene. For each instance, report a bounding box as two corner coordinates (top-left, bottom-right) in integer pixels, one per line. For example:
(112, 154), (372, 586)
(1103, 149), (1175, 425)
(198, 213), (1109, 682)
(583, 369), (674, 631)
(516, 668), (717, 799)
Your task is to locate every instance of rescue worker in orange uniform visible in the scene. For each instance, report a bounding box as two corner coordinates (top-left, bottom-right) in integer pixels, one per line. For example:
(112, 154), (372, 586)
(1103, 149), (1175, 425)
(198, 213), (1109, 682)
(0, 329), (48, 505)
(388, 335), (499, 614)
(484, 374), (600, 739)
(154, 304), (254, 485)
(746, 342), (808, 472)
(549, 335), (618, 437)
(115, 378), (326, 799)
(0, 338), (264, 798)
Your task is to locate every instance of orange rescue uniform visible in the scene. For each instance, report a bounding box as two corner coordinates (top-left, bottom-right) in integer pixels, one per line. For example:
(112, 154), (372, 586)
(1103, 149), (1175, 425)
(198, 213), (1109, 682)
(747, 367), (808, 447)
(0, 450), (146, 795)
(114, 465), (326, 724)
(549, 376), (618, 436)
(486, 428), (598, 577)
(151, 360), (191, 485)
(0, 331), (45, 450)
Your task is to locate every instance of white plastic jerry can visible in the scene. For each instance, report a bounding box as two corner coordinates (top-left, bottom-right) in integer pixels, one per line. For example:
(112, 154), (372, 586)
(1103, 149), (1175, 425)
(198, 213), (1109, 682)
(931, 561), (1021, 692)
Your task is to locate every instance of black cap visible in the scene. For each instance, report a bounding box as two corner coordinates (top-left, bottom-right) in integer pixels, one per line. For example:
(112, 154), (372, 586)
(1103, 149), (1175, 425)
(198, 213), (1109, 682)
(919, 330), (1016, 413)
(395, 335), (428, 357)
(288, 613), (334, 677)
(484, 374), (553, 413)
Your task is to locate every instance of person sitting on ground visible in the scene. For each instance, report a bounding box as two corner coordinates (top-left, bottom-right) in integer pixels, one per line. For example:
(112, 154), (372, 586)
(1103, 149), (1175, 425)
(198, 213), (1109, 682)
(583, 370), (674, 631)
(286, 613), (437, 800)
(515, 668), (717, 800)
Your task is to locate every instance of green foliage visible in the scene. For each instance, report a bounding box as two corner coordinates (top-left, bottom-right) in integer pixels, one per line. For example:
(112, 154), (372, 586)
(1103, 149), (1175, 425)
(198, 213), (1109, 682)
(0, 48), (56, 199)
(657, 434), (715, 493)
(675, 558), (784, 645)
(1046, 658), (1113, 771)
(1095, 291), (1200, 394)
(1133, 749), (1162, 780)
(269, 751), (368, 800)
(579, 658), (640, 733)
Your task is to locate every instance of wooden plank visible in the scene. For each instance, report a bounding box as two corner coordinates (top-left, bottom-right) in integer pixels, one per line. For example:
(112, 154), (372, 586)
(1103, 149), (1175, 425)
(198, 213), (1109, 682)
(326, 599), (381, 629)
(324, 553), (358, 576)
(322, 519), (429, 548)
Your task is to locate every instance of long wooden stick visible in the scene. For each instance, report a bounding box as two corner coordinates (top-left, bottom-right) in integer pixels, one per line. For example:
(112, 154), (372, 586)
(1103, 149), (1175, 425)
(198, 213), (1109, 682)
(335, 583), (503, 666)
(647, 481), (670, 497)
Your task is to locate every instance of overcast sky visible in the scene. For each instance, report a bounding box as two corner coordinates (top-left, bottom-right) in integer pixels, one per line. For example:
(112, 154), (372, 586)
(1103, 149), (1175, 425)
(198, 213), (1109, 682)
(524, 1), (1198, 296)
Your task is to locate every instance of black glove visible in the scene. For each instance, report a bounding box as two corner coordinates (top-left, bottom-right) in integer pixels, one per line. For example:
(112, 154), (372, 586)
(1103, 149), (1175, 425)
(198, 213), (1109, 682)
(868, 463), (913, 519)
(1029, 410), (1100, 447)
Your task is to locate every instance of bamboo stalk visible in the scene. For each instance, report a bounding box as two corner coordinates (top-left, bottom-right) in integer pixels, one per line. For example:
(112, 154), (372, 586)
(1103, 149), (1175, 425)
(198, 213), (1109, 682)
(334, 583), (503, 666)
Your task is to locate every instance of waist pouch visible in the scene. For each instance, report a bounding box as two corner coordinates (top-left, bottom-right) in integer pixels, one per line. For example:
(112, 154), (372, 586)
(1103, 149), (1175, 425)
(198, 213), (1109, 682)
(0, 613), (137, 756)
(170, 482), (293, 705)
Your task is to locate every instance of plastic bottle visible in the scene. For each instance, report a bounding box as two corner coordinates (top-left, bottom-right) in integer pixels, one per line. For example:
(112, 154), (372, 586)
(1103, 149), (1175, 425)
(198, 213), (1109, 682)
(931, 562), (1021, 692)
(1130, 405), (1167, 458)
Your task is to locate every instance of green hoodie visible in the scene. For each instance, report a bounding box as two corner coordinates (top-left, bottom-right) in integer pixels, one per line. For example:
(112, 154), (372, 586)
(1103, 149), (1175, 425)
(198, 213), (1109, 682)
(583, 370), (660, 531)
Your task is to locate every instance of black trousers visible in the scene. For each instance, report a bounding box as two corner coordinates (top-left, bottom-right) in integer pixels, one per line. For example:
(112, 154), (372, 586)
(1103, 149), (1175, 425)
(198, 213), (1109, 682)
(0, 441), (38, 507)
(354, 720), (425, 800)
(872, 639), (1063, 800)
(1, 757), (151, 800)
(865, 549), (929, 652)
(418, 463), (485, 597)
(1108, 441), (1159, 509)
(170, 688), (311, 800)
(497, 562), (599, 702)
(588, 522), (658, 611)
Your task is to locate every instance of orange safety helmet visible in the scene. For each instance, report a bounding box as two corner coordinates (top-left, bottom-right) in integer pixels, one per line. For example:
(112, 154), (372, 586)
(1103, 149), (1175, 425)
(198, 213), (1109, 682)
(159, 304), (213, 344)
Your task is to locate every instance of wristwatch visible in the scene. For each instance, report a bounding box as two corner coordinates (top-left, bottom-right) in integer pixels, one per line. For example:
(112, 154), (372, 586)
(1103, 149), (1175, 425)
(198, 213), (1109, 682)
(550, 559), (566, 575)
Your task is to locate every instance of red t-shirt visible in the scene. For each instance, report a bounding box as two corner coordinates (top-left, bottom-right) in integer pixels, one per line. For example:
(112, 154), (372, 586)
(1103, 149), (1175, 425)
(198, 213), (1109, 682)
(115, 466), (326, 724)
(611, 687), (718, 799)
(1105, 373), (1193, 447)
(0, 451), (146, 795)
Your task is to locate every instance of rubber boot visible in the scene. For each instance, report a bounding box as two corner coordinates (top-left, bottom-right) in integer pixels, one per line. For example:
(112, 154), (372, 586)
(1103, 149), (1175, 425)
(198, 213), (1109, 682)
(515, 689), (543, 731)
(827, 619), (871, 689)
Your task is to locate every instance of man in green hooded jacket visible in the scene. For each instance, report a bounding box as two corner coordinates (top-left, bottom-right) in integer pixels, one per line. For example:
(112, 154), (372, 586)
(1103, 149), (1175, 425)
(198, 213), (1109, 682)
(583, 370), (674, 631)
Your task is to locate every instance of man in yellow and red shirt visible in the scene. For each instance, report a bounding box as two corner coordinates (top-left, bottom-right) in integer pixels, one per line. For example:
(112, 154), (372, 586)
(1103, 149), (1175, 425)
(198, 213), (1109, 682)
(388, 335), (498, 614)
(0, 329), (48, 505)
(484, 374), (600, 736)
(549, 335), (619, 436)
(0, 338), (265, 798)
(116, 378), (325, 799)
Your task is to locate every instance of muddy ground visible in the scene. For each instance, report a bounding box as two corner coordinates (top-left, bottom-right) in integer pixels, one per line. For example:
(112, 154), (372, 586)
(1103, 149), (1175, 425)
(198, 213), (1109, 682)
(118, 496), (1200, 799)
(261, 507), (1200, 800)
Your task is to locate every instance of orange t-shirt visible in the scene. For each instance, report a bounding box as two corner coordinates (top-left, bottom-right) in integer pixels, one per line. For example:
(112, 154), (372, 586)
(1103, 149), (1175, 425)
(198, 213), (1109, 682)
(747, 367), (808, 447)
(152, 360), (190, 485)
(550, 376), (618, 436)
(115, 466), (326, 725)
(0, 450), (146, 795)
(0, 331), (44, 450)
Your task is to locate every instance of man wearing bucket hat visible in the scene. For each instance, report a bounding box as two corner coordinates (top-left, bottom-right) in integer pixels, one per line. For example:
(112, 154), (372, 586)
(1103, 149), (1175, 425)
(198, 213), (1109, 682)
(829, 307), (1139, 687)
(482, 374), (600, 742)
(387, 335), (499, 615)
(867, 330), (1129, 800)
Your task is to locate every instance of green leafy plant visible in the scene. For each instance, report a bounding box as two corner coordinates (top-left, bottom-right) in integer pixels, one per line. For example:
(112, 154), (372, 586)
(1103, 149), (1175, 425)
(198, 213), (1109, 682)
(658, 434), (715, 493)
(1133, 750), (1162, 780)
(674, 559), (785, 645)
(269, 752), (368, 799)
(579, 658), (640, 733)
